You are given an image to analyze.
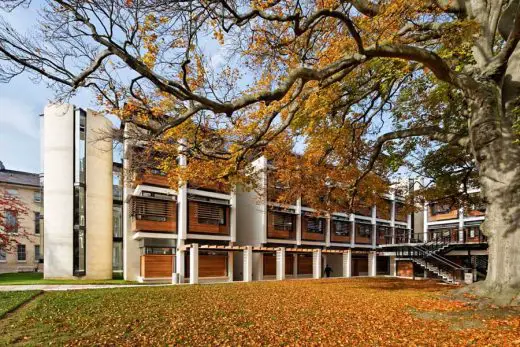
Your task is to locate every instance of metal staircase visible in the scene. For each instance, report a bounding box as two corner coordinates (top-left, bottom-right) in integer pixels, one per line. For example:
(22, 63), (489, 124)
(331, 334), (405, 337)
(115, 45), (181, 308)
(397, 244), (468, 284)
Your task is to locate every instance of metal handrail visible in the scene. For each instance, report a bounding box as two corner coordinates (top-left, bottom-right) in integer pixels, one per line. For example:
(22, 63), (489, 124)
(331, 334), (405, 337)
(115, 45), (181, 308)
(413, 245), (467, 271)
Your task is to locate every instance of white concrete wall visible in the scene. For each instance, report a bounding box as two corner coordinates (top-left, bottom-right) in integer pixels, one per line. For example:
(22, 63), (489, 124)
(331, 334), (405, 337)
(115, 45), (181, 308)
(85, 110), (113, 279)
(43, 103), (74, 278)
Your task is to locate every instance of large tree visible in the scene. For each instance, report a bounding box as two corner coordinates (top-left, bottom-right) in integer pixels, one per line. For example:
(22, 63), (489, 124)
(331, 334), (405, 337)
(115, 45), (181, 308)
(0, 0), (519, 303)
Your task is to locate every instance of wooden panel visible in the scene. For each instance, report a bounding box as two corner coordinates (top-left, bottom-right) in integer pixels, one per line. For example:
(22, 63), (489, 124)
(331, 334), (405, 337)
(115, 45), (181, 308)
(140, 255), (174, 278)
(188, 180), (230, 194)
(132, 218), (176, 232)
(397, 261), (413, 278)
(185, 253), (228, 278)
(352, 257), (368, 276)
(267, 211), (296, 240)
(297, 255), (313, 274)
(199, 254), (227, 277)
(301, 216), (326, 241)
(263, 254), (294, 276)
(137, 172), (170, 187)
(428, 204), (458, 222)
(188, 201), (230, 235)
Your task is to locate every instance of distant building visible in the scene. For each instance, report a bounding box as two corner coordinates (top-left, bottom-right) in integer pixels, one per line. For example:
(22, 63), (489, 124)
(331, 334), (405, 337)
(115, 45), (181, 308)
(0, 161), (42, 273)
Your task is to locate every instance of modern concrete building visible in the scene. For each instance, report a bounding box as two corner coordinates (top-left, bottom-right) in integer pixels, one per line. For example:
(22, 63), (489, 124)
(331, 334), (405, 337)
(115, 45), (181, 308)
(0, 161), (42, 273)
(42, 104), (113, 279)
(39, 103), (488, 284)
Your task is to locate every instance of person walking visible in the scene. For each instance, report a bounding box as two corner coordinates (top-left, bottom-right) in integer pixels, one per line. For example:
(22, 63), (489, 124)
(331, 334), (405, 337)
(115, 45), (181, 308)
(324, 265), (333, 278)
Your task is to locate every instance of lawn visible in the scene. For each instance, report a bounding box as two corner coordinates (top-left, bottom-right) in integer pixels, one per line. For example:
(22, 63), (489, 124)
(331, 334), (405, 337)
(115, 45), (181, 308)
(0, 291), (41, 318)
(0, 272), (136, 285)
(0, 278), (519, 345)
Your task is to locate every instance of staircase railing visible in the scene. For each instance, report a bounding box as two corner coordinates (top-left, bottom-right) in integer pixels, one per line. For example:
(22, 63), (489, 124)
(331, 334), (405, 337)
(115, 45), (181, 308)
(397, 245), (468, 283)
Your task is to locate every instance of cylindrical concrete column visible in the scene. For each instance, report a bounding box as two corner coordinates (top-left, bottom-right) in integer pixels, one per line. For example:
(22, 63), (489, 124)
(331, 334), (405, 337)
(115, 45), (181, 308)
(190, 244), (199, 284)
(276, 247), (286, 281)
(343, 250), (352, 278)
(313, 249), (322, 279)
(243, 246), (253, 282)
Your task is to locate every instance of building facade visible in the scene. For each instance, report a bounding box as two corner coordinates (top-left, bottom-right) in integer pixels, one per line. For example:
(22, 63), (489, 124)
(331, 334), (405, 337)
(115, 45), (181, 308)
(0, 161), (42, 273)
(40, 103), (488, 284)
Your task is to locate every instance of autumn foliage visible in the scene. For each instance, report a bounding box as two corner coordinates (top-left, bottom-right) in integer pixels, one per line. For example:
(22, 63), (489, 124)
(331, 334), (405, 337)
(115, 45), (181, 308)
(1, 278), (519, 345)
(0, 188), (29, 251)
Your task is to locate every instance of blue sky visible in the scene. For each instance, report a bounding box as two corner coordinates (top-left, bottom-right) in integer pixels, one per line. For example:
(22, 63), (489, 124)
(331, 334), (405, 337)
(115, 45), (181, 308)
(0, 1), (89, 173)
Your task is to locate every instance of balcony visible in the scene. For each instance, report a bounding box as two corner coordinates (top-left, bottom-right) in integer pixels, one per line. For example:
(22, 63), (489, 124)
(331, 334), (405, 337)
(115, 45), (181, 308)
(330, 219), (351, 243)
(428, 202), (458, 222)
(131, 196), (176, 233)
(267, 211), (296, 240)
(301, 215), (326, 242)
(188, 200), (230, 235)
(135, 170), (170, 188)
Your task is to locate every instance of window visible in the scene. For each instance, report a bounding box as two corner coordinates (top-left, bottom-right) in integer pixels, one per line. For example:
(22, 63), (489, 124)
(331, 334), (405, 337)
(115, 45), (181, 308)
(357, 224), (372, 237)
(432, 203), (451, 215)
(113, 205), (123, 238)
(197, 203), (225, 225)
(470, 228), (475, 238)
(132, 197), (174, 222)
(73, 108), (87, 276)
(34, 191), (42, 202)
(274, 213), (294, 231)
(34, 212), (40, 234)
(112, 242), (123, 271)
(5, 210), (18, 233)
(307, 217), (324, 233)
(17, 244), (26, 262)
(333, 220), (350, 236)
(0, 248), (5, 261)
(34, 245), (40, 261)
(6, 189), (18, 196)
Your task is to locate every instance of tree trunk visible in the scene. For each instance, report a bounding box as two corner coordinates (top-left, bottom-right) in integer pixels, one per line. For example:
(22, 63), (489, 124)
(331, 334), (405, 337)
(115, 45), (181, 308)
(466, 83), (520, 305)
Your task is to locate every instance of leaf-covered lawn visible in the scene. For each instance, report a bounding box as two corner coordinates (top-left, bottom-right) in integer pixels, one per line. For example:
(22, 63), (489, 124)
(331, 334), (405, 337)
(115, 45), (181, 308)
(0, 272), (134, 285)
(0, 278), (519, 345)
(0, 290), (41, 318)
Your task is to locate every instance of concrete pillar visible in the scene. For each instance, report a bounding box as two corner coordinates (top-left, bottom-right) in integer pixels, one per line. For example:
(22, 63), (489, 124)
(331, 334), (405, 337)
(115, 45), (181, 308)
(227, 251), (234, 282)
(175, 239), (185, 283)
(230, 191), (237, 243)
(368, 251), (377, 277)
(423, 203), (429, 243)
(296, 199), (302, 246)
(276, 247), (286, 281)
(343, 250), (352, 278)
(458, 207), (464, 243)
(391, 227), (396, 245)
(389, 256), (396, 276)
(372, 224), (377, 247)
(189, 244), (199, 284)
(313, 249), (322, 279)
(243, 246), (253, 282)
(256, 253), (264, 281)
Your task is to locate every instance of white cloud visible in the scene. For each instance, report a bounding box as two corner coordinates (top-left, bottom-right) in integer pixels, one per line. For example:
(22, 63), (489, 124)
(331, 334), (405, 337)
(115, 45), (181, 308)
(0, 97), (40, 140)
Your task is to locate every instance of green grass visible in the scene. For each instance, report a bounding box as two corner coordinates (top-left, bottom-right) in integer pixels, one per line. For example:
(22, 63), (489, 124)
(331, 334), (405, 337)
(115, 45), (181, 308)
(0, 272), (137, 285)
(0, 278), (518, 345)
(0, 291), (41, 318)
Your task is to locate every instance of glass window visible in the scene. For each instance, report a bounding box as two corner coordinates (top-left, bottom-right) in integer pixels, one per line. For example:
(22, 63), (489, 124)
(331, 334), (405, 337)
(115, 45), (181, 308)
(5, 210), (18, 233)
(17, 244), (26, 261)
(273, 213), (294, 231)
(0, 247), (6, 261)
(6, 189), (18, 196)
(73, 228), (86, 274)
(333, 220), (350, 236)
(113, 205), (123, 238)
(34, 191), (42, 202)
(34, 212), (40, 234)
(112, 241), (123, 271)
(197, 203), (226, 225)
(307, 217), (324, 233)
(34, 245), (40, 261)
(113, 169), (123, 201)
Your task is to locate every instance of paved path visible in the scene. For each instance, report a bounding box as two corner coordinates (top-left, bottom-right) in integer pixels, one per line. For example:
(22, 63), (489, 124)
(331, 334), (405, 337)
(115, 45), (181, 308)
(0, 284), (171, 292)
